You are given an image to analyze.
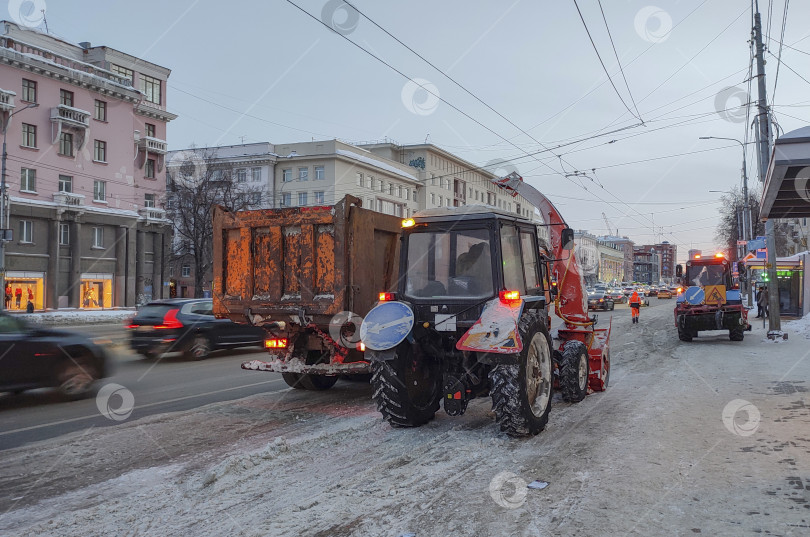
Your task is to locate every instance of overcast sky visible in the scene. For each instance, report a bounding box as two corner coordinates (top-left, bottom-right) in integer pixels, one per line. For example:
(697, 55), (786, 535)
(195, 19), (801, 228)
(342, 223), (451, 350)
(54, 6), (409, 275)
(30, 0), (810, 261)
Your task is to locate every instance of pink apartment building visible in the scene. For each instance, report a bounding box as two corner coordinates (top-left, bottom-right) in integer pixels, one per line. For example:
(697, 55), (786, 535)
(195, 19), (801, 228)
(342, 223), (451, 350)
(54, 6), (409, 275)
(0, 21), (176, 310)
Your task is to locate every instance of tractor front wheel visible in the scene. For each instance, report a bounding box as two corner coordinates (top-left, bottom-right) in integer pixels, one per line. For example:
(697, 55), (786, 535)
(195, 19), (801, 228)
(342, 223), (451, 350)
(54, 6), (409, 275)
(371, 344), (442, 427)
(559, 340), (589, 403)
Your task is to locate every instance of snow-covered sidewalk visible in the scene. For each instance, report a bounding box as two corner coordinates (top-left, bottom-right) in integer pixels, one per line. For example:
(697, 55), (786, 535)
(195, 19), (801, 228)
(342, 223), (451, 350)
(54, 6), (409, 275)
(9, 309), (136, 326)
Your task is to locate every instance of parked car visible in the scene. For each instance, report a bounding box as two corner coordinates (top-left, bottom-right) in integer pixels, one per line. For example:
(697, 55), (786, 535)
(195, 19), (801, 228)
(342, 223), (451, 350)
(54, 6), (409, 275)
(128, 299), (266, 360)
(0, 312), (109, 397)
(588, 292), (615, 311)
(658, 288), (673, 299)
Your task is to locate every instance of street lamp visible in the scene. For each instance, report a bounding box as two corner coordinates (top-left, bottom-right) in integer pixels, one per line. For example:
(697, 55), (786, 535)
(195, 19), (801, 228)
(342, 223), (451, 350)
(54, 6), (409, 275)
(700, 136), (753, 307)
(0, 102), (39, 311)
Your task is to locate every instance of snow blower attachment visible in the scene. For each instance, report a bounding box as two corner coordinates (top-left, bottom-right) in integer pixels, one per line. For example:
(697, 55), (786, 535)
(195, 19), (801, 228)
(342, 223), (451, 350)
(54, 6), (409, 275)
(361, 173), (611, 437)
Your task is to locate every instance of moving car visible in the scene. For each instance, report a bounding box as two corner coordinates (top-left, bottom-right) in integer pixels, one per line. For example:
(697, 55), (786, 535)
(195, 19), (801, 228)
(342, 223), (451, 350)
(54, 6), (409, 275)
(647, 286), (659, 297)
(128, 298), (266, 360)
(0, 312), (109, 397)
(607, 289), (626, 303)
(658, 288), (673, 299)
(588, 291), (615, 311)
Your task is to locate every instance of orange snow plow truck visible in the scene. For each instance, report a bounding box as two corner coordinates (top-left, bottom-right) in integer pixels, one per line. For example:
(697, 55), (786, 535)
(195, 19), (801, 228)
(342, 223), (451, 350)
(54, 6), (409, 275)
(212, 196), (402, 390)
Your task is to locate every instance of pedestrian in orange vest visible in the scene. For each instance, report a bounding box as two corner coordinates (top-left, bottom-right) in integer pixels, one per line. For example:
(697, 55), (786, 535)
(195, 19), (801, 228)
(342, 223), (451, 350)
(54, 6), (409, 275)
(629, 290), (641, 324)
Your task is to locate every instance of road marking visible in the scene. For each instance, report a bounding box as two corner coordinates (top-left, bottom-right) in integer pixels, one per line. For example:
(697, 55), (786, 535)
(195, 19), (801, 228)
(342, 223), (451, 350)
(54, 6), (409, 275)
(0, 378), (285, 437)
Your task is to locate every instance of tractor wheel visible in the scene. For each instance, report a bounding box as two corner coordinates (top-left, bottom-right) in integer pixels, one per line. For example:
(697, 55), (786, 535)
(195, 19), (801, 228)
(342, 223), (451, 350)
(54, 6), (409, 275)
(677, 327), (693, 342)
(490, 323), (553, 437)
(559, 340), (589, 403)
(371, 343), (441, 427)
(282, 372), (307, 389)
(298, 374), (339, 391)
(729, 328), (745, 341)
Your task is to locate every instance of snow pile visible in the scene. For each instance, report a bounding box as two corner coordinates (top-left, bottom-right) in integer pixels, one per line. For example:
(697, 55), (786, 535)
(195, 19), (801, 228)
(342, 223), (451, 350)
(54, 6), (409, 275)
(782, 315), (810, 339)
(200, 437), (288, 488)
(20, 309), (136, 326)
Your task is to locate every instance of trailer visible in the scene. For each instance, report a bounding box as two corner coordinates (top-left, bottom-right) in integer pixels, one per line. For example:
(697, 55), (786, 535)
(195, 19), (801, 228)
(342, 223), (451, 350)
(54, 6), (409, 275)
(212, 195), (403, 390)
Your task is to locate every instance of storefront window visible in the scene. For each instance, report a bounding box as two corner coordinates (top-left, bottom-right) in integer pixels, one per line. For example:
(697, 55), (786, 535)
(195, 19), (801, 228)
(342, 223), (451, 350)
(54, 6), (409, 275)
(80, 273), (113, 309)
(5, 271), (44, 310)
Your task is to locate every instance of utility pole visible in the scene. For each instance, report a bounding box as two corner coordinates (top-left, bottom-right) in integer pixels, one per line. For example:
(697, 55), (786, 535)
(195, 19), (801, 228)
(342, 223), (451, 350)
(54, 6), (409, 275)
(753, 2), (781, 335)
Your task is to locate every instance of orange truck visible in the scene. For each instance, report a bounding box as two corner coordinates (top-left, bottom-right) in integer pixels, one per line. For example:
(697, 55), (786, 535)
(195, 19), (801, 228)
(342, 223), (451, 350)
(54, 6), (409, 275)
(212, 195), (402, 390)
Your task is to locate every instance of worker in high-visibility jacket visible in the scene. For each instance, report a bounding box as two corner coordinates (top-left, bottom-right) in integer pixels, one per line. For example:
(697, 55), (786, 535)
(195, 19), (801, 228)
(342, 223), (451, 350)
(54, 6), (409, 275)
(629, 290), (641, 324)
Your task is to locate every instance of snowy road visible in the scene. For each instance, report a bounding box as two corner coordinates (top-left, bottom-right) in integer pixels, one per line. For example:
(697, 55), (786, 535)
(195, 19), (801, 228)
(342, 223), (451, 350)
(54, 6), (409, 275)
(2, 300), (810, 536)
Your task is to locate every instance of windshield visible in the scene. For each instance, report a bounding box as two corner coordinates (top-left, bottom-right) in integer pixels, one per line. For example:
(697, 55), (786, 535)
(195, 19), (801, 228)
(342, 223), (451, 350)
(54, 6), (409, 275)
(686, 264), (727, 287)
(405, 228), (494, 299)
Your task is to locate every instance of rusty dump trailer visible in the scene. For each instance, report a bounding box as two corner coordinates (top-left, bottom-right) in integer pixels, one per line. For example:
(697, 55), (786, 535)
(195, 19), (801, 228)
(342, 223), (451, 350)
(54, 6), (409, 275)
(212, 195), (402, 390)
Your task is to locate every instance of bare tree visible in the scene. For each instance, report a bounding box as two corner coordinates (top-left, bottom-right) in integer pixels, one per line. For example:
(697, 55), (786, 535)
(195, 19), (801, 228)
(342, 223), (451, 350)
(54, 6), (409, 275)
(715, 186), (791, 258)
(166, 147), (266, 297)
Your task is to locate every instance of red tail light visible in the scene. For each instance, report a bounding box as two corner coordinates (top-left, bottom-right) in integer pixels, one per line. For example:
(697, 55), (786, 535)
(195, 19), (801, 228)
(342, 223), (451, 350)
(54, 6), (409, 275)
(378, 292), (396, 302)
(499, 290), (521, 305)
(265, 338), (288, 349)
(154, 308), (182, 329)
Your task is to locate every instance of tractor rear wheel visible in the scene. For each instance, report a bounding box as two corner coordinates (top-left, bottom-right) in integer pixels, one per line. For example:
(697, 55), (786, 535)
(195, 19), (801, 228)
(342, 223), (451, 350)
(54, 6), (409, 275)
(559, 340), (589, 403)
(371, 343), (441, 427)
(490, 323), (553, 437)
(677, 327), (693, 342)
(729, 328), (745, 341)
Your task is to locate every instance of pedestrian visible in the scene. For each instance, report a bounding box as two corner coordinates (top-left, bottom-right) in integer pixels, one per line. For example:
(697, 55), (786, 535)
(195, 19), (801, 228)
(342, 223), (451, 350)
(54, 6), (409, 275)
(756, 286), (767, 318)
(629, 289), (641, 324)
(14, 286), (21, 309)
(761, 286), (769, 318)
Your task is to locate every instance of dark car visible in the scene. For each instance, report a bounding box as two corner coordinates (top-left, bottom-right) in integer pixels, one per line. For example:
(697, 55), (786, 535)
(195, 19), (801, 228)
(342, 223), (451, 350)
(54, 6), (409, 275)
(0, 312), (108, 397)
(587, 292), (615, 311)
(128, 299), (266, 360)
(606, 289), (626, 303)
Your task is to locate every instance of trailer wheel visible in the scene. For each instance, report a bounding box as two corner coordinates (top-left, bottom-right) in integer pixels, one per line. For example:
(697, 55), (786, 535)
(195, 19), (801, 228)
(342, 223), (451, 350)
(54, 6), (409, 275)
(282, 372), (307, 390)
(297, 374), (339, 390)
(677, 327), (693, 342)
(729, 328), (745, 341)
(489, 324), (553, 437)
(559, 340), (589, 403)
(371, 344), (441, 427)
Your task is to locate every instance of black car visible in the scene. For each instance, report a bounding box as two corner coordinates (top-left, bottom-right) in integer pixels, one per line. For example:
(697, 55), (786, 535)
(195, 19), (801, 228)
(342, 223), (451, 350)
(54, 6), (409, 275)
(587, 292), (615, 311)
(0, 312), (108, 397)
(128, 299), (266, 360)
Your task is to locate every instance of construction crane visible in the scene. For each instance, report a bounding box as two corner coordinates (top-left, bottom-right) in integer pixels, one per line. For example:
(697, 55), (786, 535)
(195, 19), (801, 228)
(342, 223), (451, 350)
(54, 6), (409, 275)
(602, 212), (617, 236)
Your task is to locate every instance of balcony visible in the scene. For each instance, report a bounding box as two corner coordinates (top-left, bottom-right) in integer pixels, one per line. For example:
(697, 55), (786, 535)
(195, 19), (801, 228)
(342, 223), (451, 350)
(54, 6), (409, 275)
(138, 207), (167, 222)
(50, 105), (90, 128)
(0, 89), (15, 112)
(53, 191), (85, 207)
(137, 136), (168, 155)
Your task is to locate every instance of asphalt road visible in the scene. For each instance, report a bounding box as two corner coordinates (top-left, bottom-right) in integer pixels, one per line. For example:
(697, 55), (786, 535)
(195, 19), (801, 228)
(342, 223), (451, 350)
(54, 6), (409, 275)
(0, 324), (285, 450)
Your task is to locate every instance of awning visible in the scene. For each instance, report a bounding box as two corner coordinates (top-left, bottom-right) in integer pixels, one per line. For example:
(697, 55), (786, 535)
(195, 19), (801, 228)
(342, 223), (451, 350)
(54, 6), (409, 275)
(761, 125), (810, 218)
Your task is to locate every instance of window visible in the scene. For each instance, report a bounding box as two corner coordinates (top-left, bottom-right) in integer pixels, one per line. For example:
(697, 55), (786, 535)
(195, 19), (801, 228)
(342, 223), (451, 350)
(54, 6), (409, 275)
(59, 223), (69, 245)
(59, 89), (74, 107)
(93, 140), (107, 162)
(139, 74), (161, 105)
(430, 193), (436, 205)
(20, 168), (35, 192)
(413, 189), (417, 202)
(93, 180), (106, 202)
(356, 172), (363, 187)
(281, 192), (291, 206)
(520, 231), (541, 289)
(314, 165), (325, 180)
(500, 225), (526, 294)
(282, 169), (292, 182)
(92, 227), (104, 248)
(21, 123), (36, 148)
(59, 132), (73, 156)
(19, 220), (33, 243)
(145, 123), (156, 137)
(378, 180), (384, 192)
(110, 64), (133, 82)
(94, 99), (107, 121)
(145, 158), (156, 178)
(250, 192), (262, 205)
(251, 167), (261, 182)
(314, 191), (325, 204)
(21, 79), (36, 103)
(366, 176), (372, 189)
(236, 169), (247, 183)
(144, 193), (155, 208)
(58, 175), (72, 192)
(181, 265), (191, 277)
(298, 167), (308, 181)
(298, 192), (308, 206)
(389, 184), (395, 196)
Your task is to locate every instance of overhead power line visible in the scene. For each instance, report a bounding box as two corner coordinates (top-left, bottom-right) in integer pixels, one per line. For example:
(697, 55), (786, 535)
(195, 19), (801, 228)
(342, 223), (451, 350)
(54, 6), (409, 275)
(596, 0), (643, 121)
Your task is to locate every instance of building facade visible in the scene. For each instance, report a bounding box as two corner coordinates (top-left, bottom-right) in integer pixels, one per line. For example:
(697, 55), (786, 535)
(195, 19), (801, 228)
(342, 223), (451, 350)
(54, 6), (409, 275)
(598, 236), (635, 282)
(633, 249), (661, 285)
(574, 231), (599, 285)
(0, 22), (175, 310)
(598, 240), (625, 283)
(640, 241), (676, 282)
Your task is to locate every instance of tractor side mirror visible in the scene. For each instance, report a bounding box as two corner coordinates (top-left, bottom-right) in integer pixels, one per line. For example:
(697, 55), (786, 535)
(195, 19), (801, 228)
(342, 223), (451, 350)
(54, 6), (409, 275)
(560, 228), (574, 251)
(675, 264), (683, 278)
